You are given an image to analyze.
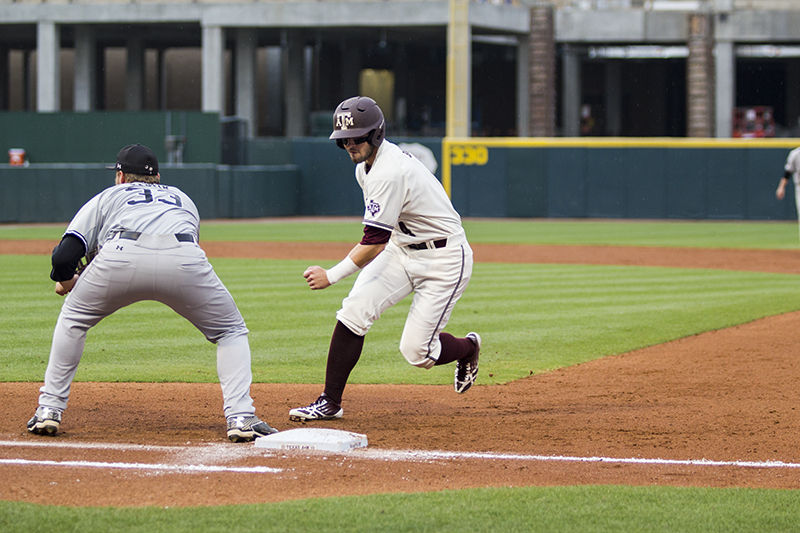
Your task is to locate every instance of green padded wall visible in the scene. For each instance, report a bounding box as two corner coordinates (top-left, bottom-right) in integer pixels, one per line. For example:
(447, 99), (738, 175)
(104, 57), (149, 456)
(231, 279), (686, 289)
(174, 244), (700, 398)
(0, 112), (220, 165)
(1, 164), (298, 223)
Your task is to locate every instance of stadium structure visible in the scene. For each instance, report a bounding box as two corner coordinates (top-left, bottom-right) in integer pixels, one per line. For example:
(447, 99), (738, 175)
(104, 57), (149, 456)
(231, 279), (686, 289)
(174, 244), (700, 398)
(0, 0), (799, 140)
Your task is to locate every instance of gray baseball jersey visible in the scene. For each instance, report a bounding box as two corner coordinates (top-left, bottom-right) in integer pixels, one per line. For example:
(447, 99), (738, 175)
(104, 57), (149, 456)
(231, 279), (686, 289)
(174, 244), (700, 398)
(37, 181), (257, 419)
(337, 140), (473, 368)
(66, 182), (199, 252)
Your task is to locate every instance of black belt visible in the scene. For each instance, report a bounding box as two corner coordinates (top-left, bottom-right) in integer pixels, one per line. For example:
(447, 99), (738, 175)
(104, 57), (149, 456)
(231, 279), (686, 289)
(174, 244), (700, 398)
(117, 231), (194, 243)
(407, 238), (447, 251)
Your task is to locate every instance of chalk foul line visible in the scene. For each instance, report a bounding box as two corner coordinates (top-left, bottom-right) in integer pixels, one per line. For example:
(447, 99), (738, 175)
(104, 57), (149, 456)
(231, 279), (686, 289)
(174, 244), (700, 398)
(1, 440), (798, 472)
(0, 457), (281, 474)
(356, 449), (800, 469)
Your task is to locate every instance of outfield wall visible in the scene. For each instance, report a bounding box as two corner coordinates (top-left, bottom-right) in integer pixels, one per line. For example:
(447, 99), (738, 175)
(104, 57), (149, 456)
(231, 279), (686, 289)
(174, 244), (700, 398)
(443, 138), (800, 221)
(0, 164), (297, 223)
(2, 136), (798, 223)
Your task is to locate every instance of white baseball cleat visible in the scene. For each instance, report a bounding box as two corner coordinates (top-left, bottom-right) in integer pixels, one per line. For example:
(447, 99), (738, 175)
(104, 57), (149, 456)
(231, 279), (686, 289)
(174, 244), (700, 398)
(289, 394), (344, 421)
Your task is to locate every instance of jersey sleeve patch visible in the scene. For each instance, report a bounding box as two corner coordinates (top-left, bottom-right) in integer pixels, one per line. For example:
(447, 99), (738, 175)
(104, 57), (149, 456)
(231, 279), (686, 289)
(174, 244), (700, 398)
(366, 199), (381, 216)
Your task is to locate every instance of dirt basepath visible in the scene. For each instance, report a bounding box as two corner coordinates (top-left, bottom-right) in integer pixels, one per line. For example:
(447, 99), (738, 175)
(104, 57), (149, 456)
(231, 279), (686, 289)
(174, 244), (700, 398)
(1, 239), (799, 507)
(5, 239), (800, 273)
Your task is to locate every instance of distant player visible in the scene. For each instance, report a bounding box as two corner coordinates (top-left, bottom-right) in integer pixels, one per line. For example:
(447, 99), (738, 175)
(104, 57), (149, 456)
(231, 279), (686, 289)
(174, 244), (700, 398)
(289, 96), (481, 421)
(27, 143), (278, 442)
(776, 146), (800, 240)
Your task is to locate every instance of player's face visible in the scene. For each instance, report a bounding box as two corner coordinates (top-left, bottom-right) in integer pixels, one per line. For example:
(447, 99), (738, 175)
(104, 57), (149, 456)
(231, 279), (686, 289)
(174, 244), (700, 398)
(342, 136), (375, 164)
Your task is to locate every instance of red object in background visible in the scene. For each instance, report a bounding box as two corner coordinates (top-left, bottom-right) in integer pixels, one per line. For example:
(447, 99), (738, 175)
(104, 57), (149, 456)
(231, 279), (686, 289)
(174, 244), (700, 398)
(8, 148), (25, 165)
(732, 106), (776, 138)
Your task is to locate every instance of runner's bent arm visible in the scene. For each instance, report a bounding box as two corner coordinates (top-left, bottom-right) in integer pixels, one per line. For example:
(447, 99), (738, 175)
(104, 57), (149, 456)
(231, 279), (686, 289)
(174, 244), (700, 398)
(304, 226), (391, 290)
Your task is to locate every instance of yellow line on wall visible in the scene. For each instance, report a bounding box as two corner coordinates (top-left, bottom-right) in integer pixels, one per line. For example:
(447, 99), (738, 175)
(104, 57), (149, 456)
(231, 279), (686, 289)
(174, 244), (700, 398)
(444, 137), (800, 149)
(441, 136), (800, 198)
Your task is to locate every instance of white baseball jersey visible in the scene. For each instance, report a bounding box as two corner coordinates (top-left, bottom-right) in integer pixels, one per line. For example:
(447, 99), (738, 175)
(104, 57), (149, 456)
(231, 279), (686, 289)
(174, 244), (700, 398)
(784, 147), (800, 186)
(338, 140), (473, 369)
(357, 140), (465, 247)
(38, 181), (257, 420)
(783, 147), (800, 235)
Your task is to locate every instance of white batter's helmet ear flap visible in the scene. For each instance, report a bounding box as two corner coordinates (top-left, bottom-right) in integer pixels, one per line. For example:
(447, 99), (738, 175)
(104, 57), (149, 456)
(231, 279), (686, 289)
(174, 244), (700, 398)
(330, 96), (386, 149)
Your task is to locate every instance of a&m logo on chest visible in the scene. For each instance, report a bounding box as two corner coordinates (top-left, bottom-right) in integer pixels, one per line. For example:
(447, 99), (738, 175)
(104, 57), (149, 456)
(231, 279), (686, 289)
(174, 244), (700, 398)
(336, 112), (354, 130)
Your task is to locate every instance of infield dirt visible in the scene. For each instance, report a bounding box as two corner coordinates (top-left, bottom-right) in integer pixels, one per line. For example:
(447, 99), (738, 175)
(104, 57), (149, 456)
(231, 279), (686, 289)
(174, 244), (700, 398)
(1, 240), (799, 507)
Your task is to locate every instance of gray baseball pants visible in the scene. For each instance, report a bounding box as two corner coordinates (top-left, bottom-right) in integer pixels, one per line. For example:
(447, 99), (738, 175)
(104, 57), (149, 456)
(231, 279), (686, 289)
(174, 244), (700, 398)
(38, 233), (256, 419)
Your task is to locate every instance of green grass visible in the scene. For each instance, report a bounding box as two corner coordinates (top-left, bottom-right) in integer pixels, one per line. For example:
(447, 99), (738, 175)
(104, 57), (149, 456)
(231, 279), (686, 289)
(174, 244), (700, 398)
(462, 218), (800, 249)
(4, 255), (799, 384)
(2, 218), (800, 248)
(2, 485), (800, 533)
(3, 218), (800, 531)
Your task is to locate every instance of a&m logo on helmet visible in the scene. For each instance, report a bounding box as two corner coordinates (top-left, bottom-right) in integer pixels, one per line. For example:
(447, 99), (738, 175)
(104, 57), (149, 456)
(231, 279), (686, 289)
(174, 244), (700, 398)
(335, 112), (355, 130)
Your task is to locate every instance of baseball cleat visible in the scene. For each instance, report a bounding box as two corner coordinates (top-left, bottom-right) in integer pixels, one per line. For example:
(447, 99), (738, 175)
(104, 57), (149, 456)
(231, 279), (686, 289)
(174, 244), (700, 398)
(226, 415), (279, 443)
(454, 332), (481, 394)
(27, 406), (63, 436)
(289, 394), (344, 421)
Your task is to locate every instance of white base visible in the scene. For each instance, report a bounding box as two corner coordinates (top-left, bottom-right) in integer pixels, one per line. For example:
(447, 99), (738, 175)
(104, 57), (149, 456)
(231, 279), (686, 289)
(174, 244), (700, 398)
(254, 427), (368, 452)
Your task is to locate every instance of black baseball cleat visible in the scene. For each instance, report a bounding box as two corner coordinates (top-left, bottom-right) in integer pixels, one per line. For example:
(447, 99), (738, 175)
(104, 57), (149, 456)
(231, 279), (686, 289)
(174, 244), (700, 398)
(226, 415), (279, 442)
(289, 394), (344, 421)
(27, 406), (63, 436)
(454, 332), (481, 394)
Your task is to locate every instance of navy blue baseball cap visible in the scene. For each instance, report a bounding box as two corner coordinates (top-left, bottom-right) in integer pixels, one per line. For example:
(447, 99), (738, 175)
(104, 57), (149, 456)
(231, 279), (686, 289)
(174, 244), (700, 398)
(107, 144), (159, 176)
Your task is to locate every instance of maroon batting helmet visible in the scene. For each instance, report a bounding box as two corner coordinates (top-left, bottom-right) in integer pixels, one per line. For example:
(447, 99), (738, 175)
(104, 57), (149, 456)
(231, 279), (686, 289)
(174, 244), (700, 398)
(330, 96), (385, 149)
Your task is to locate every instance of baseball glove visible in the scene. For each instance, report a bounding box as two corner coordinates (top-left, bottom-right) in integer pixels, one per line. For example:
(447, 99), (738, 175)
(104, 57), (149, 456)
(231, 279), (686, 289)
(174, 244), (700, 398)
(75, 247), (98, 275)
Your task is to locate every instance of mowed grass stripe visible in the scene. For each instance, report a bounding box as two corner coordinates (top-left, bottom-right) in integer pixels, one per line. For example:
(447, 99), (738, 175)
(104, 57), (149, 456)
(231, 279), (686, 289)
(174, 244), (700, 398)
(2, 218), (799, 249)
(4, 256), (799, 384)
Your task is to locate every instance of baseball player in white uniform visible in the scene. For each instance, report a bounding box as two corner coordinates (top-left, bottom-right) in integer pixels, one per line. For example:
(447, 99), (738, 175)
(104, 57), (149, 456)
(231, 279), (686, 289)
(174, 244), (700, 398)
(27, 143), (278, 442)
(776, 146), (800, 240)
(289, 96), (481, 421)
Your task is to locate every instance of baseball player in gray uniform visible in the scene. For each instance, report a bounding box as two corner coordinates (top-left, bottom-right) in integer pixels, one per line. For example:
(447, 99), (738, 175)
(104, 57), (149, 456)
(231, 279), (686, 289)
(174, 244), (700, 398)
(27, 144), (278, 442)
(289, 96), (481, 421)
(776, 146), (800, 240)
